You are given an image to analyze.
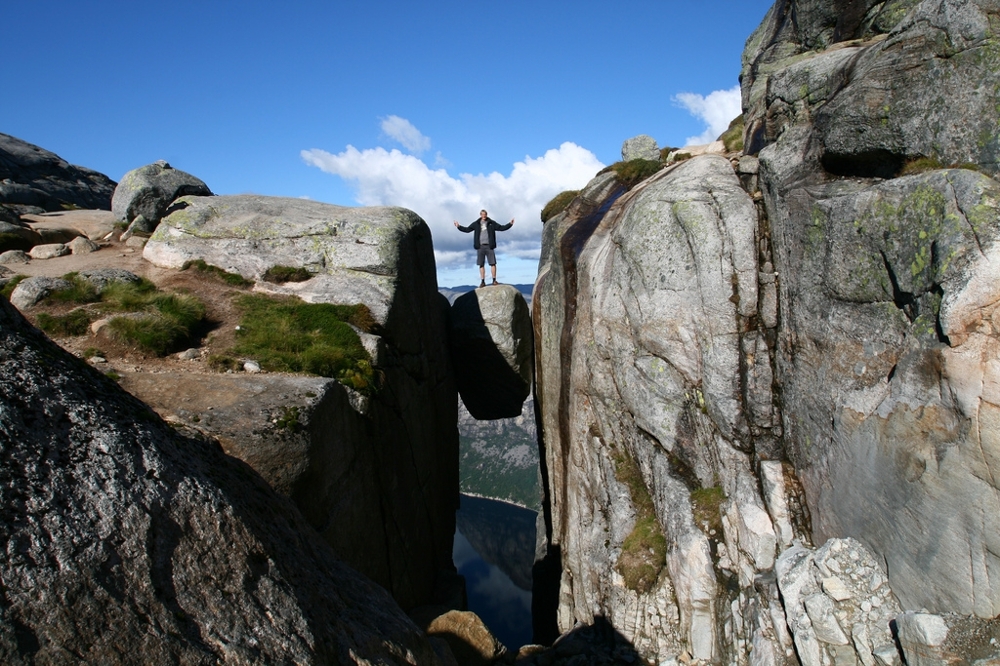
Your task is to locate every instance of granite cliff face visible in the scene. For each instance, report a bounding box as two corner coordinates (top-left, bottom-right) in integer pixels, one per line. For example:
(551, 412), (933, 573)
(533, 0), (1000, 663)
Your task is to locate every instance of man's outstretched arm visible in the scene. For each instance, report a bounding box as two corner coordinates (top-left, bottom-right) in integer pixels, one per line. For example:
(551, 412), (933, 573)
(496, 219), (514, 231)
(454, 220), (474, 232)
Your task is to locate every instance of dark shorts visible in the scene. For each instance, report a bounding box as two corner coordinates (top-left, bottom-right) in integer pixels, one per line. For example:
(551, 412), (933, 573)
(477, 247), (496, 267)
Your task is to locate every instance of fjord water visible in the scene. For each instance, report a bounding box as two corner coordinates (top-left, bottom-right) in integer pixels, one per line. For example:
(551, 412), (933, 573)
(454, 494), (537, 649)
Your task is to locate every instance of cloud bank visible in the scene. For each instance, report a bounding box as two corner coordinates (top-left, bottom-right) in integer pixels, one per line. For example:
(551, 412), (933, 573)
(674, 85), (742, 146)
(302, 125), (603, 272)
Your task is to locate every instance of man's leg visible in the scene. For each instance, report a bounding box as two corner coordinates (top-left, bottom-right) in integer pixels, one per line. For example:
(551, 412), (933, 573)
(490, 264), (497, 283)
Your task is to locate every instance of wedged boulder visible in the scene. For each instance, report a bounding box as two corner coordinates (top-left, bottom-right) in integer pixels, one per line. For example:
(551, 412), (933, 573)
(621, 134), (660, 161)
(450, 285), (533, 420)
(112, 161), (212, 227)
(9, 276), (72, 310)
(423, 610), (507, 666)
(0, 296), (442, 665)
(141, 194), (459, 612)
(0, 133), (116, 211)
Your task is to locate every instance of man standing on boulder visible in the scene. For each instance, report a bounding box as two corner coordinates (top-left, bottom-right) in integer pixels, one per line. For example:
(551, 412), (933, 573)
(454, 209), (514, 287)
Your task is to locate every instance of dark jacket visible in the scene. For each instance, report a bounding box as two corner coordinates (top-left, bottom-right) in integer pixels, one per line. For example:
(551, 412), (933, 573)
(457, 217), (513, 249)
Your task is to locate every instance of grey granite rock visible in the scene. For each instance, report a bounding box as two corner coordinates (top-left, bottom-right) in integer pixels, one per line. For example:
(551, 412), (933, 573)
(9, 276), (72, 310)
(0, 296), (441, 665)
(450, 285), (533, 420)
(0, 133), (116, 211)
(112, 161), (212, 226)
(0, 250), (30, 264)
(76, 268), (142, 293)
(621, 135), (660, 162)
(28, 243), (69, 260)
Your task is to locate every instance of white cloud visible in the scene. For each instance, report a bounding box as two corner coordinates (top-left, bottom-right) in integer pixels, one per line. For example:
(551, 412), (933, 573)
(674, 85), (742, 146)
(301, 137), (603, 274)
(380, 115), (431, 154)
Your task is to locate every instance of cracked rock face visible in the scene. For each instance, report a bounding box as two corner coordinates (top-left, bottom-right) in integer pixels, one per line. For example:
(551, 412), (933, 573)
(533, 1), (1000, 663)
(744, 0), (1000, 617)
(0, 296), (440, 665)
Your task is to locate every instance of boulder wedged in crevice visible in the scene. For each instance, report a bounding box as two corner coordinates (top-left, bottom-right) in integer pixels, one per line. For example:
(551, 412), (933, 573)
(450, 285), (533, 420)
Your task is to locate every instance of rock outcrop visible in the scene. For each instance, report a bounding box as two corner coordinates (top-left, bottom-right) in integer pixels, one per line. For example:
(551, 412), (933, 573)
(0, 295), (441, 664)
(450, 285), (533, 420)
(142, 194), (460, 611)
(112, 160), (212, 229)
(531, 0), (1000, 663)
(0, 132), (116, 215)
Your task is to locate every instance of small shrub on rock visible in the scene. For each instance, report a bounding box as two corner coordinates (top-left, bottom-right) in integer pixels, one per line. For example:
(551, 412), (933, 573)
(612, 447), (667, 593)
(540, 190), (580, 223)
(720, 115), (745, 152)
(262, 265), (313, 283)
(601, 158), (664, 190)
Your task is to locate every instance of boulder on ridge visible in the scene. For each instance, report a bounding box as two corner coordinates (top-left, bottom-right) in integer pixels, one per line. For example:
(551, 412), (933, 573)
(111, 161), (212, 227)
(621, 134), (660, 162)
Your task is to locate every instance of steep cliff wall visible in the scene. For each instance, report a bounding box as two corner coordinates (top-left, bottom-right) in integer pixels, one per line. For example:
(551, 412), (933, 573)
(143, 195), (460, 611)
(533, 0), (1000, 663)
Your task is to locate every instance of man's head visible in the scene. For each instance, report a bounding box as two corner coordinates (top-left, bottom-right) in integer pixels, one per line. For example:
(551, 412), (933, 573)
(479, 210), (488, 219)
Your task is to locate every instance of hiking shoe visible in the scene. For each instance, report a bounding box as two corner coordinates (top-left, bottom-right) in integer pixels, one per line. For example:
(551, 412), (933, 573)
(479, 280), (486, 288)
(492, 279), (498, 285)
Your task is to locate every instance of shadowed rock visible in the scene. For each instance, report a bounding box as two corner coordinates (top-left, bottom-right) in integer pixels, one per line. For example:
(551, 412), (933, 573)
(0, 296), (441, 665)
(450, 285), (533, 420)
(0, 132), (116, 214)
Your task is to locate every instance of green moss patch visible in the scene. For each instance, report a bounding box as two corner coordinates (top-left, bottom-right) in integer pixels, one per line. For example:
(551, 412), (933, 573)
(220, 294), (377, 393)
(262, 265), (313, 283)
(612, 447), (667, 594)
(690, 486), (726, 534)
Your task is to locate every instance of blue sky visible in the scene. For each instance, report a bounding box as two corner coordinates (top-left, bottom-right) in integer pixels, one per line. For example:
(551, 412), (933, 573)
(5, 1), (773, 286)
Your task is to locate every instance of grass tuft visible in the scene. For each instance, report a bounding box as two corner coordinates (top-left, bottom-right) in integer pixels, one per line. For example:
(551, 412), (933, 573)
(720, 115), (745, 152)
(540, 190), (580, 223)
(691, 486), (726, 534)
(226, 294), (377, 393)
(181, 259), (252, 287)
(1, 275), (27, 300)
(601, 159), (664, 190)
(36, 309), (92, 336)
